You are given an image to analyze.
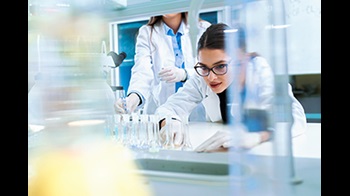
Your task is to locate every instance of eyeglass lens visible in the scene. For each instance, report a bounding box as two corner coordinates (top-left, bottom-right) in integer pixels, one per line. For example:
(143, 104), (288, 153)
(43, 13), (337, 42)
(195, 64), (228, 76)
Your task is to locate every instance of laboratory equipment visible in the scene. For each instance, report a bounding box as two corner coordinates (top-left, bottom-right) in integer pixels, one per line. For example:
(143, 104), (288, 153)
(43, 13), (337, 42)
(27, 0), (320, 195)
(107, 51), (127, 91)
(160, 116), (192, 151)
(112, 85), (127, 112)
(161, 116), (176, 150)
(139, 114), (151, 150)
(129, 113), (140, 149)
(28, 3), (118, 173)
(120, 113), (132, 147)
(101, 40), (128, 102)
(113, 114), (123, 142)
(115, 113), (162, 152)
(148, 114), (162, 153)
(28, 36), (116, 147)
(181, 119), (193, 151)
(174, 115), (193, 151)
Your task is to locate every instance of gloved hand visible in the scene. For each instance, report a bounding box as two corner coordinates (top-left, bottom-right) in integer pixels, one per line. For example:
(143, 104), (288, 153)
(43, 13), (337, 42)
(114, 98), (126, 114)
(238, 132), (261, 149)
(194, 129), (262, 152)
(114, 93), (140, 114)
(159, 118), (184, 147)
(158, 66), (187, 83)
(194, 130), (233, 152)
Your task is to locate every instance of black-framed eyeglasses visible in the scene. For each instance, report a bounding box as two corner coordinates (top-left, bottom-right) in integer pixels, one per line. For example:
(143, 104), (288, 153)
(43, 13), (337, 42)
(194, 60), (231, 77)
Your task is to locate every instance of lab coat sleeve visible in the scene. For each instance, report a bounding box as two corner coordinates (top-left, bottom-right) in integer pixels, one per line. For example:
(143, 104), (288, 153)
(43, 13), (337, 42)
(155, 75), (205, 121)
(127, 25), (155, 108)
(288, 83), (307, 137)
(253, 58), (307, 137)
(246, 57), (307, 138)
(252, 57), (275, 109)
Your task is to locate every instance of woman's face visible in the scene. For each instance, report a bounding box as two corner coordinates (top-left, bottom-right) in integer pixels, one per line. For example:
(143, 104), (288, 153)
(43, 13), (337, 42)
(162, 13), (181, 20)
(197, 48), (234, 94)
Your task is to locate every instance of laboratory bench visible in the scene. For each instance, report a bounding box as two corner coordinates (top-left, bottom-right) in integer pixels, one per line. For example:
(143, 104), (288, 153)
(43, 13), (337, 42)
(28, 122), (321, 196)
(132, 122), (321, 196)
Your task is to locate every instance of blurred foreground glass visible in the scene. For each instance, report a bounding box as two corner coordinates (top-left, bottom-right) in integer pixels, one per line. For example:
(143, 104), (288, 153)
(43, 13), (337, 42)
(28, 3), (153, 196)
(218, 0), (304, 195)
(28, 36), (116, 150)
(28, 10), (115, 159)
(28, 139), (153, 196)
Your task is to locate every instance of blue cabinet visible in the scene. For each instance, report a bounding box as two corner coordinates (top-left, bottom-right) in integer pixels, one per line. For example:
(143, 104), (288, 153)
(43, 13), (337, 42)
(117, 20), (148, 93)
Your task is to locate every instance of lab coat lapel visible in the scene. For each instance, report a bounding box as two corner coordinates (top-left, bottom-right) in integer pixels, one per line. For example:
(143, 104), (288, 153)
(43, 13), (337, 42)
(152, 24), (174, 67)
(202, 86), (222, 122)
(151, 24), (176, 99)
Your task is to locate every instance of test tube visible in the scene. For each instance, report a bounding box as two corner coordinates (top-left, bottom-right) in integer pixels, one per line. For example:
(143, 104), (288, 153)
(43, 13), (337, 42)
(181, 117), (193, 151)
(121, 114), (130, 147)
(104, 114), (115, 140)
(148, 114), (162, 153)
(162, 115), (175, 150)
(129, 113), (140, 149)
(114, 114), (123, 143)
(139, 114), (150, 150)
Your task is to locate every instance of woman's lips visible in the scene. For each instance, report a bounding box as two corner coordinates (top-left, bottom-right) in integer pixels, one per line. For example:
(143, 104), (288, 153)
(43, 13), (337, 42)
(209, 82), (221, 89)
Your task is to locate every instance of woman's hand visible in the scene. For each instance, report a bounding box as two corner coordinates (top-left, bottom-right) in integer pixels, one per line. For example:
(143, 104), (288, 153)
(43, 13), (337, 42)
(158, 67), (187, 83)
(195, 128), (269, 153)
(114, 93), (140, 114)
(194, 130), (233, 153)
(159, 118), (184, 147)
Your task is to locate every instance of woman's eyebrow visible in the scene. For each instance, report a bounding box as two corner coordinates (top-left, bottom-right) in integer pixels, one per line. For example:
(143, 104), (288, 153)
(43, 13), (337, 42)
(212, 60), (228, 65)
(197, 60), (228, 67)
(196, 62), (208, 67)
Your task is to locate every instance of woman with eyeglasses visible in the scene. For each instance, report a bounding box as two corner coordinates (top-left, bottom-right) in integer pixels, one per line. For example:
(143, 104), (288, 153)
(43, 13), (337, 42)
(155, 23), (307, 152)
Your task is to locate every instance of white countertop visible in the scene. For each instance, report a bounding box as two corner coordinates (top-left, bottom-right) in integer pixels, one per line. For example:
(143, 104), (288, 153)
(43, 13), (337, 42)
(136, 122), (321, 196)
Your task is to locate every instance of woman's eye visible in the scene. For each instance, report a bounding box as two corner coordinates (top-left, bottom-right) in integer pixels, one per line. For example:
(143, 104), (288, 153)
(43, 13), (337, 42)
(216, 64), (227, 69)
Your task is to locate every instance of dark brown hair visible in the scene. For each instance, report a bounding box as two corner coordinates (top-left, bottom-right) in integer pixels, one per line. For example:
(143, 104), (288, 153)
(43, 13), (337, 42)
(146, 12), (188, 52)
(197, 23), (258, 58)
(147, 12), (188, 27)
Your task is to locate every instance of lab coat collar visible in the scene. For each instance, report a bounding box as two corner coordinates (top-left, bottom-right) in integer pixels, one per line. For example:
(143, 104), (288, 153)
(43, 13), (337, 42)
(163, 20), (185, 36)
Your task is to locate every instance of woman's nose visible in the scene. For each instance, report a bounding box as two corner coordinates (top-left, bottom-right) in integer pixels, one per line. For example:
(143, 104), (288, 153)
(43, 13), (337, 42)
(207, 70), (217, 80)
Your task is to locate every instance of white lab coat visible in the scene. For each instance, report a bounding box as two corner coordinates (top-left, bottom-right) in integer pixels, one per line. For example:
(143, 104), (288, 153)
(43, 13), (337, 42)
(155, 56), (307, 137)
(127, 19), (211, 115)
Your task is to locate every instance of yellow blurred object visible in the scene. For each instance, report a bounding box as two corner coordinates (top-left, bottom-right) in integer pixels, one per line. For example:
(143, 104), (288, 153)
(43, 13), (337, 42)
(28, 141), (152, 196)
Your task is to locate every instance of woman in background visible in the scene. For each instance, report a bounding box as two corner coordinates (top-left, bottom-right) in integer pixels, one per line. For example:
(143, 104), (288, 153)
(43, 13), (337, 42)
(115, 12), (211, 122)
